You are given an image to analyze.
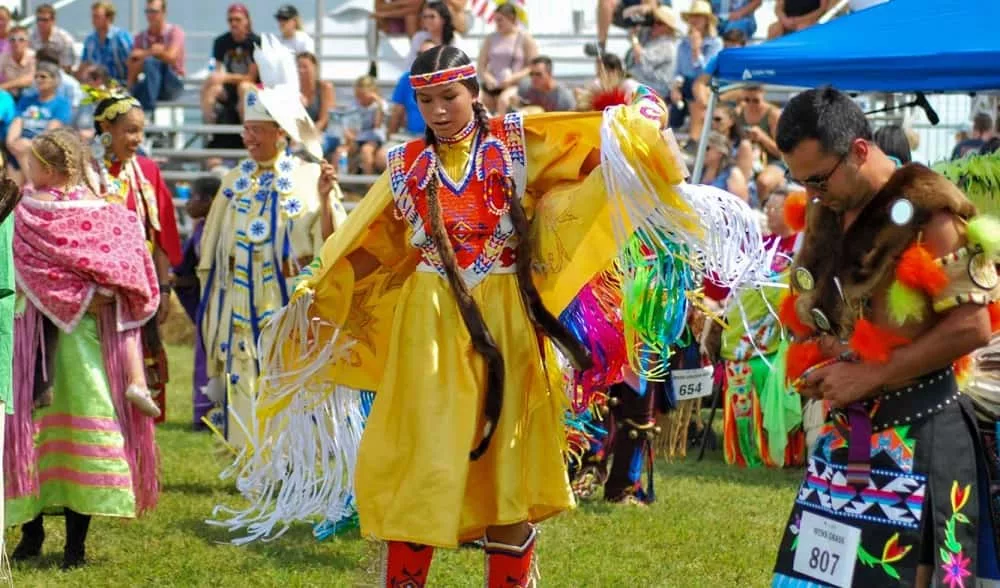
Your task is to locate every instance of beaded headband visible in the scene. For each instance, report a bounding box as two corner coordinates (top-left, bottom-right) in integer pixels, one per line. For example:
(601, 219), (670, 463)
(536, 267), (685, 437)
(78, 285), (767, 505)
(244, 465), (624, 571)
(409, 64), (477, 89)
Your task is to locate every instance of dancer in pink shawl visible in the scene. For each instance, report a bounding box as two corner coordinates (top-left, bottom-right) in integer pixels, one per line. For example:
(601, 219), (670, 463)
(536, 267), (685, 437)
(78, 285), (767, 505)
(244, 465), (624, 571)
(7, 129), (160, 570)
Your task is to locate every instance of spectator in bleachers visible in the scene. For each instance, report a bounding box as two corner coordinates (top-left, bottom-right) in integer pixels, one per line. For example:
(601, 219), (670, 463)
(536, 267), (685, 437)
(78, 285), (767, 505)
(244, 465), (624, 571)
(297, 52), (336, 155)
(0, 88), (14, 151)
(334, 75), (386, 176)
(626, 5), (680, 100)
(75, 64), (110, 140)
(407, 1), (459, 68)
(373, 0), (468, 39)
(518, 56), (576, 112)
(712, 0), (761, 39)
(0, 7), (13, 59)
(767, 0), (830, 39)
(702, 131), (749, 202)
(590, 0), (663, 57)
(23, 48), (83, 114)
(0, 27), (36, 101)
(29, 4), (75, 74)
(736, 84), (784, 201)
(478, 3), (537, 116)
(275, 5), (314, 55)
(874, 124), (912, 165)
(5, 60), (72, 183)
(387, 39), (434, 141)
(202, 4), (260, 127)
(712, 103), (754, 181)
(676, 1), (722, 145)
(129, 0), (186, 114)
(951, 112), (993, 160)
(79, 1), (134, 86)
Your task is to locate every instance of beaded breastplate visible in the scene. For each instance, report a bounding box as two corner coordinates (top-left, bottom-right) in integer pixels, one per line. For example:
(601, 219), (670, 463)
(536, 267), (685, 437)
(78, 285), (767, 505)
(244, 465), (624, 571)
(388, 112), (527, 289)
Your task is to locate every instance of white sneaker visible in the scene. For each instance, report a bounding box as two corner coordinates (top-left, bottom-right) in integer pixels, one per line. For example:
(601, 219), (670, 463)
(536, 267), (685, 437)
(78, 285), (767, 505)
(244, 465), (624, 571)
(126, 384), (162, 419)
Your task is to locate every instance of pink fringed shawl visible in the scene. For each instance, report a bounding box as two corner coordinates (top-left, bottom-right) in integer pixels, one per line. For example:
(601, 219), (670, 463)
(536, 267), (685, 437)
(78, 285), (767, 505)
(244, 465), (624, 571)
(13, 196), (159, 333)
(6, 196), (160, 514)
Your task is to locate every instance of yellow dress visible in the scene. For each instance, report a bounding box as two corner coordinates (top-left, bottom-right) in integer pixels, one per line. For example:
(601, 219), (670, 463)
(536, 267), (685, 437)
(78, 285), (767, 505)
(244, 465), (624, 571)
(256, 105), (690, 548)
(197, 151), (347, 448)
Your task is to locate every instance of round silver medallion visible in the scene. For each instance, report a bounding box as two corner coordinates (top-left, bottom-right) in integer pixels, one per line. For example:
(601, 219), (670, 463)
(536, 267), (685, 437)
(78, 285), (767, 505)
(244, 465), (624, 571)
(810, 308), (832, 332)
(969, 251), (999, 290)
(889, 198), (915, 226)
(794, 267), (815, 291)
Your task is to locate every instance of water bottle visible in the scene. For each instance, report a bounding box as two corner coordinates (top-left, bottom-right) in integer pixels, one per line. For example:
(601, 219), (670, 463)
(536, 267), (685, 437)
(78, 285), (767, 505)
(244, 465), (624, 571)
(207, 58), (216, 74)
(174, 182), (191, 201)
(337, 151), (349, 176)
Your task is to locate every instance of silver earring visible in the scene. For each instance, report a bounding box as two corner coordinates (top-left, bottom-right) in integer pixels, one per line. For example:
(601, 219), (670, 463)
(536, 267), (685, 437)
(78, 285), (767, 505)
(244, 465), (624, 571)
(100, 132), (112, 147)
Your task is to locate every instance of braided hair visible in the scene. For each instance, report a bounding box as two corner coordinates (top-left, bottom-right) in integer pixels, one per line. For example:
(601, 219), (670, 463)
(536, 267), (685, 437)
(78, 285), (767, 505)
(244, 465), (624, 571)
(412, 46), (591, 460)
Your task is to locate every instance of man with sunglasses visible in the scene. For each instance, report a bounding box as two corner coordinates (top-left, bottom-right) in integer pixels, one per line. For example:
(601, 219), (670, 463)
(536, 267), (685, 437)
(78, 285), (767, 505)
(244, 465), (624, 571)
(0, 26), (35, 101)
(29, 4), (75, 74)
(771, 87), (1000, 587)
(128, 0), (186, 113)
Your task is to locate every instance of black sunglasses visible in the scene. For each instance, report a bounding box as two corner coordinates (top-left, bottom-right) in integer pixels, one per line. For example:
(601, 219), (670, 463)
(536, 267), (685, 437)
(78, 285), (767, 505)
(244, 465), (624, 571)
(787, 152), (848, 192)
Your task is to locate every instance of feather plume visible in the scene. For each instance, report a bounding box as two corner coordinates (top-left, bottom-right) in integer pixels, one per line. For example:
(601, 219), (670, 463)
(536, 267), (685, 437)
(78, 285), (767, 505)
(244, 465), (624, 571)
(783, 191), (807, 234)
(896, 243), (948, 296)
(786, 341), (824, 385)
(778, 292), (811, 338)
(887, 280), (927, 327)
(254, 34), (322, 161)
(967, 215), (1000, 258)
(849, 318), (910, 364)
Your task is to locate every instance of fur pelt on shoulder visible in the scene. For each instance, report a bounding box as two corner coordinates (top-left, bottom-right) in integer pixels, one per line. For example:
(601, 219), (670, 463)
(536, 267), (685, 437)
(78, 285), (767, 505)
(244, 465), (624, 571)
(792, 164), (975, 336)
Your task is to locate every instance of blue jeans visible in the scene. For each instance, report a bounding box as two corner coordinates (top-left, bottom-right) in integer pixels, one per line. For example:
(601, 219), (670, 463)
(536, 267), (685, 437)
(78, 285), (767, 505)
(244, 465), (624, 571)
(131, 57), (184, 112)
(719, 15), (758, 39)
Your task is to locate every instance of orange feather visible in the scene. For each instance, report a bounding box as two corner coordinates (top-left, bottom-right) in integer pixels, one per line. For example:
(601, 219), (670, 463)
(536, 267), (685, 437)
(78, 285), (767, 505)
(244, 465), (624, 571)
(989, 301), (1000, 333)
(779, 292), (812, 338)
(953, 354), (973, 384)
(896, 243), (948, 296)
(849, 318), (910, 364)
(786, 341), (825, 384)
(782, 191), (808, 234)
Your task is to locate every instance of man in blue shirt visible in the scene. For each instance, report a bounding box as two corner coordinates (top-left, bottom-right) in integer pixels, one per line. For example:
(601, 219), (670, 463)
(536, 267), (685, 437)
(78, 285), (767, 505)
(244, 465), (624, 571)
(387, 39), (432, 139)
(79, 2), (134, 86)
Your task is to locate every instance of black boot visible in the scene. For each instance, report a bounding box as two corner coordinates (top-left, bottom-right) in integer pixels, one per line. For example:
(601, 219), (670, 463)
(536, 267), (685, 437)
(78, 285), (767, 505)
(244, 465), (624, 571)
(11, 514), (44, 561)
(62, 509), (91, 570)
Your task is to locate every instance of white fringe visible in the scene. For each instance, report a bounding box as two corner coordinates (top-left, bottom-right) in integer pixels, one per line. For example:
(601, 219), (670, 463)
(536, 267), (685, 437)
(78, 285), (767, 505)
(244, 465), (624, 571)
(207, 289), (365, 545)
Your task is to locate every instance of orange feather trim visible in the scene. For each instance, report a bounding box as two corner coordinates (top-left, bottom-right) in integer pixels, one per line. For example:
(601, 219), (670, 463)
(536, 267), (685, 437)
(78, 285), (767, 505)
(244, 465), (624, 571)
(989, 301), (1000, 333)
(786, 341), (825, 384)
(783, 190), (808, 234)
(896, 243), (949, 296)
(779, 292), (812, 338)
(849, 318), (911, 363)
(953, 354), (973, 387)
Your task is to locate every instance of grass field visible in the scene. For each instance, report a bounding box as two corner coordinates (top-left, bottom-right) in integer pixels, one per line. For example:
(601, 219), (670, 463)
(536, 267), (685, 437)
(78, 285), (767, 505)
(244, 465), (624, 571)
(8, 344), (802, 587)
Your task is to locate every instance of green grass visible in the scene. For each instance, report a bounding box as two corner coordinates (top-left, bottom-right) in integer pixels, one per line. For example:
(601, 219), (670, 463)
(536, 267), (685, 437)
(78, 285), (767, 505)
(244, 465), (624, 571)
(9, 345), (802, 587)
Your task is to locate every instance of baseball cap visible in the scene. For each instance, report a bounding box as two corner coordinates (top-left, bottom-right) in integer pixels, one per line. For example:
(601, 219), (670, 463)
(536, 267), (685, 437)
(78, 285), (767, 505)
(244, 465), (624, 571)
(275, 4), (298, 19)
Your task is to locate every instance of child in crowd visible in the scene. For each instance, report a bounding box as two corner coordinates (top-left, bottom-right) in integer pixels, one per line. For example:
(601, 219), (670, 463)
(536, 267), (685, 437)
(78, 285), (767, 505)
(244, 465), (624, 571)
(172, 175), (220, 430)
(333, 75), (386, 176)
(13, 128), (161, 418)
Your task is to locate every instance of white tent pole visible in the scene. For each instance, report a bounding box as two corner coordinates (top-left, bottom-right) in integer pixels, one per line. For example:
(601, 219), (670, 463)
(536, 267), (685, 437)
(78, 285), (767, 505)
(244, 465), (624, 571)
(691, 88), (718, 183)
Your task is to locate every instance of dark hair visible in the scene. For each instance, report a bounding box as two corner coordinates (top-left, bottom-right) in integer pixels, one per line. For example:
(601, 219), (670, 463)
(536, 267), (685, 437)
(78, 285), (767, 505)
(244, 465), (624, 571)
(530, 55), (553, 73)
(873, 125), (912, 164)
(93, 96), (141, 133)
(192, 175), (222, 200)
(722, 28), (747, 46)
(296, 51), (317, 66)
(980, 137), (1000, 156)
(973, 112), (993, 135)
(410, 45), (590, 460)
(716, 104), (742, 147)
(36, 3), (55, 18)
(776, 86), (873, 156)
(600, 52), (624, 74)
(423, 1), (455, 47)
(494, 3), (518, 21)
(35, 47), (60, 66)
(10, 25), (27, 34)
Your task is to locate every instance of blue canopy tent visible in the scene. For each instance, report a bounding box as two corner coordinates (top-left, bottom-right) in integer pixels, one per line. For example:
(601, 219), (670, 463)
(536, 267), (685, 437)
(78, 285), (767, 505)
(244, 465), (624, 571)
(691, 0), (1000, 179)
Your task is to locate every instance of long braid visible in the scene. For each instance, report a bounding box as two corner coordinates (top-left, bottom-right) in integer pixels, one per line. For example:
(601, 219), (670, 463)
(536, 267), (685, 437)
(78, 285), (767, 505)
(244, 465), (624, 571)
(423, 121), (506, 461)
(472, 101), (593, 372)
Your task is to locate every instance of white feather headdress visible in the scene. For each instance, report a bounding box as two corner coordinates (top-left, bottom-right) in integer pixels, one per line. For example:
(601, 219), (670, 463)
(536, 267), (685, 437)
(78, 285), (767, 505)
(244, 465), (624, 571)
(248, 33), (323, 161)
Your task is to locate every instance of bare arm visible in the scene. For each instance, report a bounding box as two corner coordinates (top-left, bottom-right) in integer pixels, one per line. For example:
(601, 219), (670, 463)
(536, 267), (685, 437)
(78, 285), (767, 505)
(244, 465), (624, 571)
(387, 104), (404, 137)
(1, 68), (34, 92)
(372, 0), (422, 19)
(372, 101), (385, 129)
(504, 34), (538, 87)
(5, 118), (21, 147)
(725, 167), (749, 202)
(731, 0), (762, 19)
(477, 36), (495, 88)
(316, 81), (335, 131)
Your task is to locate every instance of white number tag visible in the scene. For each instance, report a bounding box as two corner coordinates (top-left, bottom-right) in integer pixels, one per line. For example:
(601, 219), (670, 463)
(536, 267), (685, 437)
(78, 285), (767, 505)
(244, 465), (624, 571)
(671, 366), (714, 400)
(792, 511), (861, 588)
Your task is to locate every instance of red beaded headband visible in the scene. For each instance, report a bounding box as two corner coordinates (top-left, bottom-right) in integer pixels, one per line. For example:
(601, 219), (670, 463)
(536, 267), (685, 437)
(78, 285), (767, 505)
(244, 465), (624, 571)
(409, 64), (477, 89)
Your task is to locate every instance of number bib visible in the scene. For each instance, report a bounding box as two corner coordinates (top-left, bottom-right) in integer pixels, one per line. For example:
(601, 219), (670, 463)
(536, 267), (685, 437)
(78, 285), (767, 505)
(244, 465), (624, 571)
(671, 366), (714, 401)
(792, 511), (861, 587)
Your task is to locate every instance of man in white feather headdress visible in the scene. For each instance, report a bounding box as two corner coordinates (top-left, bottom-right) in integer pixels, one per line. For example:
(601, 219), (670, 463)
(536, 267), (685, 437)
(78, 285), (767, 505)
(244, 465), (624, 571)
(197, 34), (348, 450)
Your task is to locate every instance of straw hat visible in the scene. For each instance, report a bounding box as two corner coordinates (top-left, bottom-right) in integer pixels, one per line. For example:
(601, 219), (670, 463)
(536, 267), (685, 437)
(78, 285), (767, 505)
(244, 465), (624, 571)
(682, 0), (719, 32)
(652, 6), (682, 34)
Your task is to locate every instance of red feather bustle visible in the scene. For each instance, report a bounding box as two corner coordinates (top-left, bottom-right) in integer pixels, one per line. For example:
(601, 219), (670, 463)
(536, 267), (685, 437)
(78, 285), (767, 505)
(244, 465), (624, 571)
(896, 243), (949, 296)
(783, 190), (808, 234)
(989, 301), (1000, 333)
(953, 354), (973, 382)
(786, 341), (825, 384)
(779, 292), (812, 338)
(849, 318), (911, 364)
(590, 87), (629, 112)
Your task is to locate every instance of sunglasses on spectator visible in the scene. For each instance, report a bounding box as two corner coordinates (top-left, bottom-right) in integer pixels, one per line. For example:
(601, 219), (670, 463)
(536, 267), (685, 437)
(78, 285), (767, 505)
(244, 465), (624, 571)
(712, 116), (724, 123)
(145, 8), (161, 14)
(36, 17), (53, 22)
(228, 17), (245, 23)
(742, 97), (762, 104)
(529, 71), (543, 77)
(10, 36), (27, 42)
